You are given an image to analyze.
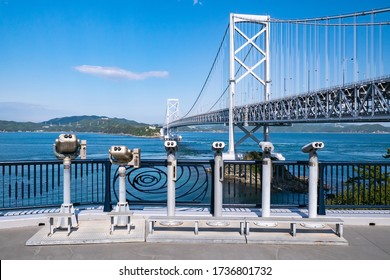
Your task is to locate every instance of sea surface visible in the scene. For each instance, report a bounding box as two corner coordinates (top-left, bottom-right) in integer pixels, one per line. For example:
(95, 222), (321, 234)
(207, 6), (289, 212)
(0, 131), (389, 162)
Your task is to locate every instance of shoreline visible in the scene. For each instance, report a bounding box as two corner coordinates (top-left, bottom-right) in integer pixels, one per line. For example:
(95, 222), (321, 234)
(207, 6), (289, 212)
(1, 130), (389, 135)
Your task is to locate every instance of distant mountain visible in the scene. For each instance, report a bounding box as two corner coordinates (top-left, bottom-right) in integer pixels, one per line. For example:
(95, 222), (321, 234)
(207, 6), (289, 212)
(1, 115), (389, 135)
(42, 115), (149, 127)
(0, 120), (43, 131)
(0, 115), (160, 137)
(43, 115), (107, 124)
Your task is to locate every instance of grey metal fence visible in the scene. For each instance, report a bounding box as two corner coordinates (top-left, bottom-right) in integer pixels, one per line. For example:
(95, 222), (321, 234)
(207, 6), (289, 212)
(223, 160), (309, 207)
(1, 159), (389, 212)
(110, 159), (212, 206)
(0, 159), (110, 210)
(320, 161), (390, 211)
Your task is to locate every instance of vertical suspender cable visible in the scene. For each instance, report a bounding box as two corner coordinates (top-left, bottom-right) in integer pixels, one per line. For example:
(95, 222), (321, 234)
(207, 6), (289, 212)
(333, 23), (337, 87)
(286, 21), (290, 97)
(280, 22), (284, 98)
(343, 18), (346, 85)
(309, 23), (312, 92)
(379, 19), (383, 76)
(325, 19), (329, 88)
(353, 15), (357, 83)
(366, 21), (369, 79)
(338, 18), (342, 85)
(314, 20), (317, 90)
(303, 23), (307, 92)
(296, 23), (299, 95)
(371, 13), (375, 79)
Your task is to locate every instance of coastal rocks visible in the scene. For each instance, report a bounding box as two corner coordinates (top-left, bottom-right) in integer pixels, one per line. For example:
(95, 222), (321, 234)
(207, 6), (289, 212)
(224, 151), (309, 194)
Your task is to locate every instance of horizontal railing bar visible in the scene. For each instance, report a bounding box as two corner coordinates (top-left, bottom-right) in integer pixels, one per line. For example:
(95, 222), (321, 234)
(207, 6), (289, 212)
(2, 159), (388, 166)
(0, 159), (110, 165)
(0, 158), (388, 211)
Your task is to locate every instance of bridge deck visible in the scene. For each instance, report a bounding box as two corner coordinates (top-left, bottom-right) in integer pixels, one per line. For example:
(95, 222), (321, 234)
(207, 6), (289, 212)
(167, 77), (390, 128)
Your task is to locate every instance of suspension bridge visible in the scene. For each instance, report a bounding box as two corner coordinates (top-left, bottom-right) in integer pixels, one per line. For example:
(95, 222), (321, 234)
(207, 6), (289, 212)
(162, 8), (390, 157)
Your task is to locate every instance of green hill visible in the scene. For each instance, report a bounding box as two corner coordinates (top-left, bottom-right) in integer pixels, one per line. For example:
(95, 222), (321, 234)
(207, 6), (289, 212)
(1, 116), (160, 137)
(1, 115), (389, 135)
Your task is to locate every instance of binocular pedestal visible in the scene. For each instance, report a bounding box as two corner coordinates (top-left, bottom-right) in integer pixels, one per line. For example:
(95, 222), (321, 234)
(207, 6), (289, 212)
(301, 151), (324, 229)
(160, 149), (182, 226)
(207, 149), (229, 227)
(255, 149), (277, 227)
(57, 158), (78, 228)
(113, 166), (131, 226)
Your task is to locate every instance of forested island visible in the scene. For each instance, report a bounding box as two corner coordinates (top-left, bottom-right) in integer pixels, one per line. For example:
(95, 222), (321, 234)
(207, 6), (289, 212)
(1, 115), (389, 135)
(0, 115), (161, 137)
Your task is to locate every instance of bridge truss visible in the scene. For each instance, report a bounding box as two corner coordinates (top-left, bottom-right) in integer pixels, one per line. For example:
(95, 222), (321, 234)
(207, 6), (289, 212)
(163, 9), (390, 156)
(170, 77), (390, 127)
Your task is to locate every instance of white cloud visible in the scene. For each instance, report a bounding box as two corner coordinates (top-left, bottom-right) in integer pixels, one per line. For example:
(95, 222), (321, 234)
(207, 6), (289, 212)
(74, 65), (169, 81)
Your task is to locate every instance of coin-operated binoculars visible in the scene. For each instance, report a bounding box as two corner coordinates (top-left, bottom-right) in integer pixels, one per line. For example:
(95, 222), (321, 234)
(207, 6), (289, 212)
(160, 140), (182, 226)
(255, 141), (277, 227)
(301, 142), (324, 228)
(53, 134), (81, 228)
(109, 146), (140, 225)
(207, 142), (229, 226)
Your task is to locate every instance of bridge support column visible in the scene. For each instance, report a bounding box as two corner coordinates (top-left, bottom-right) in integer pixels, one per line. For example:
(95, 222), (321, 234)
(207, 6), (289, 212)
(264, 126), (270, 142)
(226, 14), (236, 160)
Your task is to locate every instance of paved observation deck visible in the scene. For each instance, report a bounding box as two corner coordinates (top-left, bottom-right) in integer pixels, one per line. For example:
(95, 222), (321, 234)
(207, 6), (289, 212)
(0, 206), (389, 260)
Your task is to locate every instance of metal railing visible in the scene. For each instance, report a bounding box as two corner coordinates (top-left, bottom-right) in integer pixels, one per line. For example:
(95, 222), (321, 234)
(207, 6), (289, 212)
(0, 159), (111, 210)
(320, 161), (390, 211)
(110, 159), (212, 206)
(223, 160), (310, 207)
(1, 159), (389, 212)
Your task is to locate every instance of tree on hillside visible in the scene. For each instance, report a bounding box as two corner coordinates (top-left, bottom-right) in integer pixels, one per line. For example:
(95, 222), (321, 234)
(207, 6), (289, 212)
(383, 148), (390, 159)
(328, 149), (390, 206)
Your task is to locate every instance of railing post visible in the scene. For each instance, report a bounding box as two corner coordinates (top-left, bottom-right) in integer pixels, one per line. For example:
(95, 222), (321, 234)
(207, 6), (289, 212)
(103, 160), (112, 212)
(210, 160), (215, 215)
(318, 162), (326, 215)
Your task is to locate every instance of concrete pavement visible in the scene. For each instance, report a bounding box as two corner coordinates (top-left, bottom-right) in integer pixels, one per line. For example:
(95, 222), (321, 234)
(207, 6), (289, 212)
(0, 224), (389, 259)
(0, 206), (389, 260)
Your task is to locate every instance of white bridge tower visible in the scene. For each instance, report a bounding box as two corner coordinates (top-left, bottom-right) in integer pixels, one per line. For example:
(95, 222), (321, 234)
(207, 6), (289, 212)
(161, 99), (182, 141)
(226, 13), (271, 159)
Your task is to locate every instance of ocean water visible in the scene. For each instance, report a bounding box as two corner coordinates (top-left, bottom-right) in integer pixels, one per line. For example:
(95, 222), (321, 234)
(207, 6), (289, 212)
(0, 131), (389, 162)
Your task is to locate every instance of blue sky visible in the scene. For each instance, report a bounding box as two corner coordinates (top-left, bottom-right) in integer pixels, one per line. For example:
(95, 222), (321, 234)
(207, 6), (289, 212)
(0, 0), (388, 123)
